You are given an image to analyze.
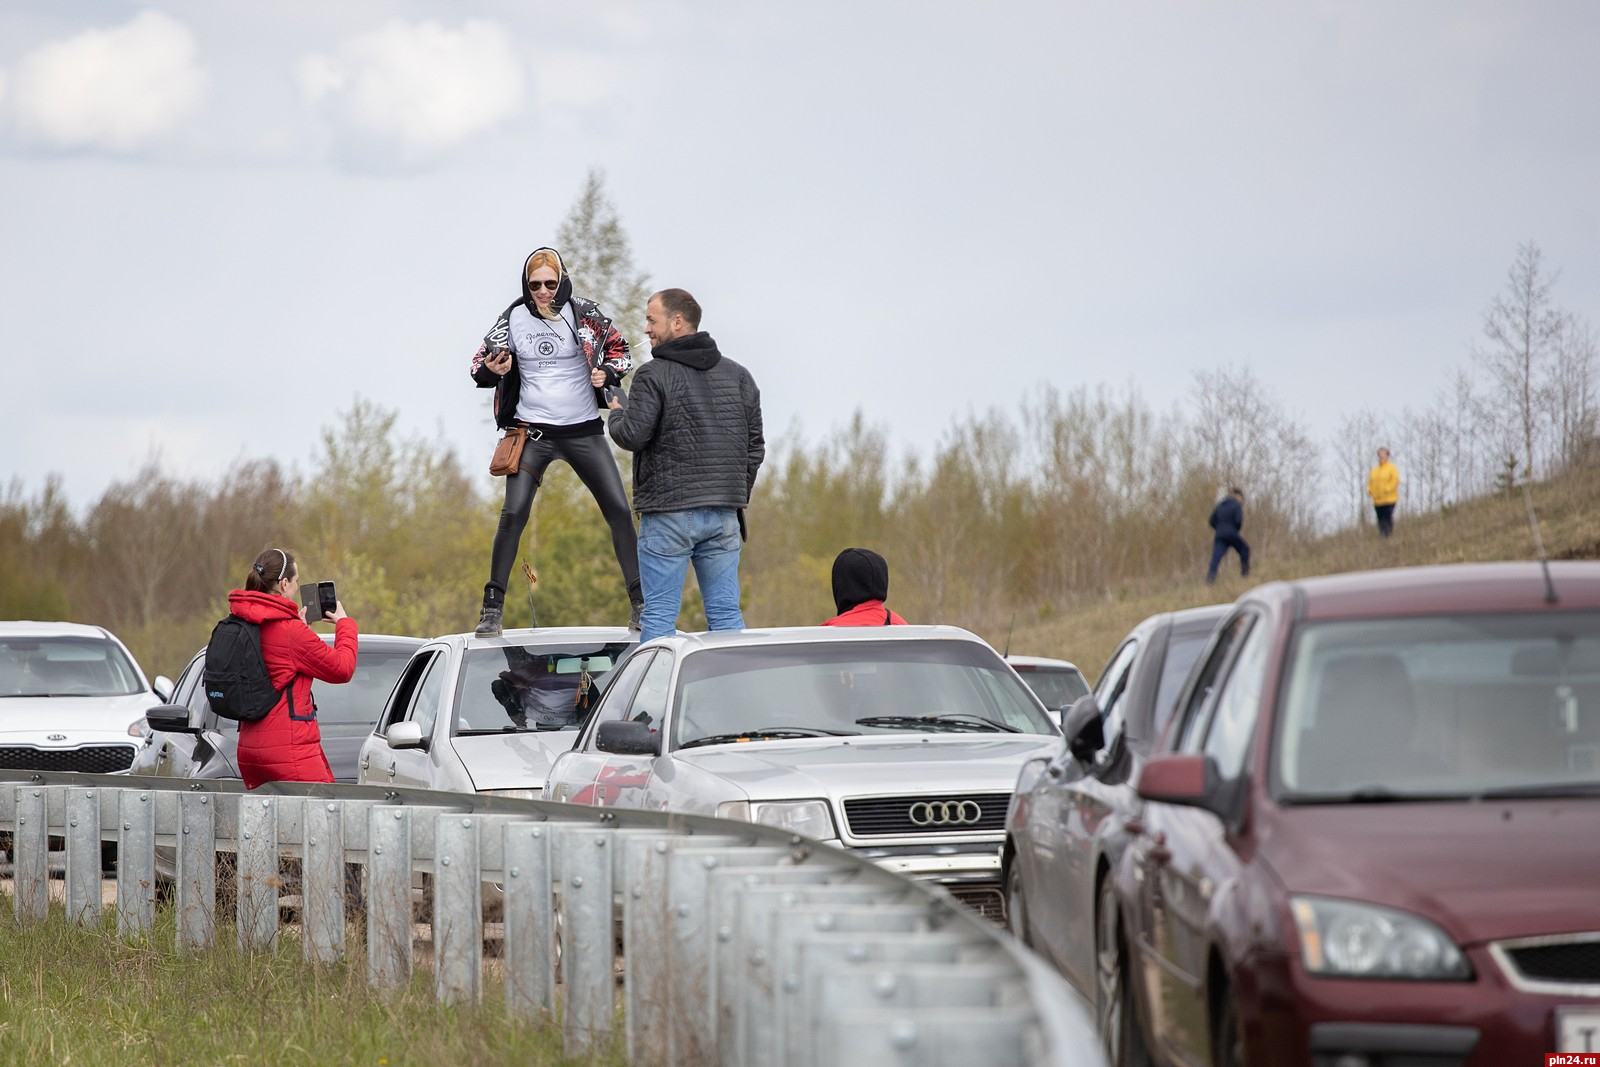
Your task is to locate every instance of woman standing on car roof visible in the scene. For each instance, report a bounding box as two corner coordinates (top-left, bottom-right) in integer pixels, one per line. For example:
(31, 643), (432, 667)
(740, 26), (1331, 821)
(470, 246), (643, 637)
(229, 547), (357, 788)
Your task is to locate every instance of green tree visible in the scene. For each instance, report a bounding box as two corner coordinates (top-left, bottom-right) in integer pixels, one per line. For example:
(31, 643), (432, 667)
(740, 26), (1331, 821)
(555, 168), (653, 354)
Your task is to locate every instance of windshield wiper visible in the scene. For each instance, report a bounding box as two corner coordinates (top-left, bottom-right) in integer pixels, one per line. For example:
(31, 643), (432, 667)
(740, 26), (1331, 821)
(856, 714), (1020, 733)
(1471, 781), (1600, 800)
(680, 726), (858, 749)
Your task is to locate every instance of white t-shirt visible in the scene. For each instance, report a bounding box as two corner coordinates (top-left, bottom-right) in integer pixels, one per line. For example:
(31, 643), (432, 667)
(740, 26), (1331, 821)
(509, 302), (593, 426)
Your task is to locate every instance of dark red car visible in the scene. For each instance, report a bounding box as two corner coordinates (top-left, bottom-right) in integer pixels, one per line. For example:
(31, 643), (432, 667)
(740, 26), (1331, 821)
(1114, 561), (1600, 1066)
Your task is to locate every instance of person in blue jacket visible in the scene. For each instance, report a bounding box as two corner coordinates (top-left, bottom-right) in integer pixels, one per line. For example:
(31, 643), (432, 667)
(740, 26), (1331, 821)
(1206, 487), (1251, 583)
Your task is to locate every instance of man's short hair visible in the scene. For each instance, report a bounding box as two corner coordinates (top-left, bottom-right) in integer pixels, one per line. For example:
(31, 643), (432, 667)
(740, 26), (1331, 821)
(1230, 487), (1245, 498)
(653, 288), (702, 330)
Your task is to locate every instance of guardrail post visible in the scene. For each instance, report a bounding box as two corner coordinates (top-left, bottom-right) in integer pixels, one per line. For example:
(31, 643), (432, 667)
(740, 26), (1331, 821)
(116, 787), (156, 939)
(502, 821), (555, 1021)
(623, 834), (673, 1067)
(556, 825), (615, 1056)
(435, 812), (483, 1005)
(304, 799), (347, 964)
(65, 787), (101, 927)
(367, 805), (411, 990)
(237, 795), (278, 950)
(176, 792), (217, 952)
(13, 786), (48, 923)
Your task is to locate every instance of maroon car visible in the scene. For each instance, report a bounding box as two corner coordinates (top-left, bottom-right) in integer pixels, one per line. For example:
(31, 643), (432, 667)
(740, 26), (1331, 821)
(1114, 561), (1600, 1066)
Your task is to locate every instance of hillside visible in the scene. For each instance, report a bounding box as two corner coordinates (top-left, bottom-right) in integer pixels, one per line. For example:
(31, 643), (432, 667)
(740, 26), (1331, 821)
(995, 461), (1600, 684)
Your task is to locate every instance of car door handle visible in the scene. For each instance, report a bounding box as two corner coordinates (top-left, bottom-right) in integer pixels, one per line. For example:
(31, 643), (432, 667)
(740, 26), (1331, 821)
(385, 764), (397, 778)
(1148, 830), (1171, 866)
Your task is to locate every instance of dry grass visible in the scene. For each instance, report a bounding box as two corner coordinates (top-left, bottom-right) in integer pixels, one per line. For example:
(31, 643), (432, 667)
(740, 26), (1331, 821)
(1001, 463), (1600, 681)
(0, 890), (625, 1067)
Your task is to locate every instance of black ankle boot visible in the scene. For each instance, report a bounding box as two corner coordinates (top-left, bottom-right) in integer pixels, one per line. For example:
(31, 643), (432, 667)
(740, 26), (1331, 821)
(474, 604), (503, 638)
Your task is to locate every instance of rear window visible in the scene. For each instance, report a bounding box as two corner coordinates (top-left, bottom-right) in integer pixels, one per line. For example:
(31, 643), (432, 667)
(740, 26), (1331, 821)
(0, 636), (145, 697)
(1014, 665), (1090, 710)
(1276, 611), (1600, 798)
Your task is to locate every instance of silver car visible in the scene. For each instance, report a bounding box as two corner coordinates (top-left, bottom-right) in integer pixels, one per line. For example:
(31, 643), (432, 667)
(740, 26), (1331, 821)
(544, 625), (1063, 919)
(356, 627), (637, 799)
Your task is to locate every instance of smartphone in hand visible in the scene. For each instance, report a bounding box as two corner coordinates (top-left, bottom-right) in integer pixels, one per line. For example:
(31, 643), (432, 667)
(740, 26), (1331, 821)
(301, 581), (338, 624)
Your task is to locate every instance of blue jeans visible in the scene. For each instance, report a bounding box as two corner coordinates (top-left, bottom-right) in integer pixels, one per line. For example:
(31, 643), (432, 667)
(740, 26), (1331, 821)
(636, 509), (745, 642)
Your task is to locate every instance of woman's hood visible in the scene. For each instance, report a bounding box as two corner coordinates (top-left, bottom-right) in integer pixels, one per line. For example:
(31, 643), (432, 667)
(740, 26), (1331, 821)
(522, 246), (574, 312)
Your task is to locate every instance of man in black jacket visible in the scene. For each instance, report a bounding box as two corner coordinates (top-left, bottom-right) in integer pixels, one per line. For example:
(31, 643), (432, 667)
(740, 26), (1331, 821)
(1206, 487), (1251, 583)
(606, 289), (765, 642)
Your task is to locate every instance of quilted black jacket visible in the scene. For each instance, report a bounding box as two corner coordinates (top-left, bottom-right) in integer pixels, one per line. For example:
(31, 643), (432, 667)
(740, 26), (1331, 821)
(606, 332), (764, 514)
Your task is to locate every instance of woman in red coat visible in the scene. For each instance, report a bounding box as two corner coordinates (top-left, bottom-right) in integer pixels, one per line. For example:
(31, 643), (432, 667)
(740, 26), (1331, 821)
(228, 547), (358, 788)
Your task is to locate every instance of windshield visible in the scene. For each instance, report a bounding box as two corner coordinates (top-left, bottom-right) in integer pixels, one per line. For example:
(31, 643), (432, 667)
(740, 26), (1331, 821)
(1275, 612), (1600, 800)
(673, 639), (1057, 749)
(1014, 666), (1089, 711)
(313, 650), (415, 725)
(455, 639), (634, 733)
(0, 636), (145, 697)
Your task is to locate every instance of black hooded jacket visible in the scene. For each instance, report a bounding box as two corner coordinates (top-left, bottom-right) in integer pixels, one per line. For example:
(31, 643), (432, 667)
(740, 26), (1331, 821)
(606, 331), (764, 514)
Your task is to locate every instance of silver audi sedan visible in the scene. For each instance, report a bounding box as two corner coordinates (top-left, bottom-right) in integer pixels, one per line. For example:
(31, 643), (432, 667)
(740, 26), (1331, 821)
(544, 625), (1062, 919)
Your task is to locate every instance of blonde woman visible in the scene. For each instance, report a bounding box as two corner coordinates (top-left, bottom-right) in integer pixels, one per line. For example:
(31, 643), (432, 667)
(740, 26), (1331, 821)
(469, 247), (642, 636)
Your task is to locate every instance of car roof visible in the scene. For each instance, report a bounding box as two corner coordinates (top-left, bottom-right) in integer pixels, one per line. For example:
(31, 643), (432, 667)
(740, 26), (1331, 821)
(1003, 655), (1083, 671)
(0, 621), (118, 639)
(454, 625), (637, 648)
(1249, 561), (1600, 620)
(642, 624), (993, 653)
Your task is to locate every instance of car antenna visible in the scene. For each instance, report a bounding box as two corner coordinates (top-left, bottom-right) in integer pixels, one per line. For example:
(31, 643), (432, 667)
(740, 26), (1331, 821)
(1520, 481), (1559, 604)
(1003, 613), (1016, 657)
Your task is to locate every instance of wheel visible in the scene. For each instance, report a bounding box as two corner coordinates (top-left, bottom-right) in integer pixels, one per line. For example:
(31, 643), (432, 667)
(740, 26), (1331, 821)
(1096, 877), (1152, 1067)
(1005, 862), (1031, 947)
(1214, 990), (1244, 1067)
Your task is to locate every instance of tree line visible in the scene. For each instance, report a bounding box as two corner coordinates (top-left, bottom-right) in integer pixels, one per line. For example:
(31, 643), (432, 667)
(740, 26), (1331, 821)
(3, 172), (1594, 679)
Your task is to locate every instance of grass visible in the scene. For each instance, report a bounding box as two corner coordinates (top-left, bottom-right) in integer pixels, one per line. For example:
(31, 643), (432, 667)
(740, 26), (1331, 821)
(1005, 461), (1600, 681)
(0, 891), (625, 1067)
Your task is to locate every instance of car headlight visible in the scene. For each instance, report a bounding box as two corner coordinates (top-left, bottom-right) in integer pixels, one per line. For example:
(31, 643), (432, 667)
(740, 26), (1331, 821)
(716, 799), (836, 839)
(1291, 896), (1471, 980)
(1013, 756), (1051, 795)
(482, 788), (543, 801)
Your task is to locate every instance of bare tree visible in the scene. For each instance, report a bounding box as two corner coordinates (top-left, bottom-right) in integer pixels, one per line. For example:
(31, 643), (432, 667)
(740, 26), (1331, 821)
(1474, 242), (1563, 480)
(1330, 410), (1382, 527)
(1549, 314), (1599, 473)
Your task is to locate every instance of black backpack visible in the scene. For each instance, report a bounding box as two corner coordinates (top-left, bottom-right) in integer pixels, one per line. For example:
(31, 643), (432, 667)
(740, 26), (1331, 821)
(202, 615), (284, 722)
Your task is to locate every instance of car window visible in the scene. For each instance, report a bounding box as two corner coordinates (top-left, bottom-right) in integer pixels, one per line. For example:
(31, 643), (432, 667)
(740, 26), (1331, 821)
(579, 650), (656, 746)
(1095, 640), (1139, 706)
(0, 635), (145, 697)
(1201, 616), (1269, 778)
(315, 649), (415, 726)
(672, 639), (1055, 748)
(406, 654), (447, 740)
(1017, 666), (1090, 711)
(378, 651), (439, 733)
(454, 640), (632, 734)
(1152, 631), (1215, 741)
(1090, 640), (1140, 763)
(625, 653), (673, 728)
(1174, 614), (1251, 754)
(177, 653), (230, 732)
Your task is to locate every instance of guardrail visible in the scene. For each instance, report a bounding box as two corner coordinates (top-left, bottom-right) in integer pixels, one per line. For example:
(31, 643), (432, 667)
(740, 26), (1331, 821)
(0, 770), (1102, 1067)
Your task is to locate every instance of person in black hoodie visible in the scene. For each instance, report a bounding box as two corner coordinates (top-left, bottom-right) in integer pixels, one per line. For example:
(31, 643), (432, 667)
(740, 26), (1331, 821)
(821, 548), (907, 626)
(470, 247), (644, 636)
(606, 288), (764, 643)
(1206, 487), (1251, 583)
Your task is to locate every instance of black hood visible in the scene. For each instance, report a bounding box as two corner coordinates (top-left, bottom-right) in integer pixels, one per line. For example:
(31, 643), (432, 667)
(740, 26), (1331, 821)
(649, 331), (721, 371)
(522, 246), (574, 315)
(832, 548), (890, 613)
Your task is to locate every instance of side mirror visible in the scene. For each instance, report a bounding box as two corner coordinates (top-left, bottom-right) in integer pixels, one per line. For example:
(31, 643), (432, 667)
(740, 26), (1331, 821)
(152, 675), (174, 703)
(145, 703), (201, 734)
(386, 721), (425, 750)
(596, 719), (660, 756)
(1062, 695), (1105, 761)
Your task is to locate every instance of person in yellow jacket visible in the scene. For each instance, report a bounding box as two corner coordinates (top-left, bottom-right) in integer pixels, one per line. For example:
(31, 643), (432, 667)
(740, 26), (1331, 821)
(1367, 447), (1400, 537)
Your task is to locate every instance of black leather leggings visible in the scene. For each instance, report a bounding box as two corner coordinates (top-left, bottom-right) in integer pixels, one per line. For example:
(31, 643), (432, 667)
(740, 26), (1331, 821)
(486, 433), (641, 604)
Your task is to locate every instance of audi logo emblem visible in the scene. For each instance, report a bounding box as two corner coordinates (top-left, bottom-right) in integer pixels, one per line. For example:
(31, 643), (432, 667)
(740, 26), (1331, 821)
(908, 800), (983, 826)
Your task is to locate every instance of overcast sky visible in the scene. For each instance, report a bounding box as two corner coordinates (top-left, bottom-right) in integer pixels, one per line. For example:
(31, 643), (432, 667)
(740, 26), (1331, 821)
(3, 1), (1598, 514)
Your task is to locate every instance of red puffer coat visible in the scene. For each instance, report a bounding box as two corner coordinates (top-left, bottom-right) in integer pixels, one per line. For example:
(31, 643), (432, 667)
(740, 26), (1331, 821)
(226, 589), (358, 788)
(822, 600), (907, 626)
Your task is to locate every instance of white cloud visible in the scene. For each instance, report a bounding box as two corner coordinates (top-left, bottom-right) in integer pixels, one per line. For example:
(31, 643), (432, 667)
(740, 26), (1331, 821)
(8, 11), (206, 152)
(296, 19), (524, 161)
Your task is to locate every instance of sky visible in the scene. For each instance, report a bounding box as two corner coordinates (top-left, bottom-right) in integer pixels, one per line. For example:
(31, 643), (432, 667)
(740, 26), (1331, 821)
(3, 1), (1598, 514)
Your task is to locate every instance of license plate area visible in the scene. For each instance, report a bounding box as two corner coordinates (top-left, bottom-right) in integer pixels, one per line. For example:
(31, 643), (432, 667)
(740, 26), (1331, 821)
(1557, 1006), (1600, 1054)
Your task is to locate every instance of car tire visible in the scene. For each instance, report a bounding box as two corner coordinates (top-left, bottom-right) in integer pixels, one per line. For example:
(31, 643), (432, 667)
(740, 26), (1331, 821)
(1005, 862), (1031, 947)
(1213, 990), (1244, 1067)
(1096, 876), (1152, 1067)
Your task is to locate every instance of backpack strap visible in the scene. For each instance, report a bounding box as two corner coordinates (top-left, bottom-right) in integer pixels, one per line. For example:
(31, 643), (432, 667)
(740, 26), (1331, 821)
(883, 607), (892, 626)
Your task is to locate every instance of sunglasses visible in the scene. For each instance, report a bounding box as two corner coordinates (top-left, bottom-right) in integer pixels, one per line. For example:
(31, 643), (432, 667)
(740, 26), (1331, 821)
(528, 279), (560, 291)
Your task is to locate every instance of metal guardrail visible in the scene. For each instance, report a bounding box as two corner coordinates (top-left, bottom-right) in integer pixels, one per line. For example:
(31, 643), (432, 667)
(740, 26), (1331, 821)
(0, 770), (1103, 1067)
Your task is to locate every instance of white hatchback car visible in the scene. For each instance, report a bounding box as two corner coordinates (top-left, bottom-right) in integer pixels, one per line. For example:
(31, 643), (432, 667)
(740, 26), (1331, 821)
(356, 626), (637, 799)
(0, 621), (167, 774)
(545, 625), (1063, 919)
